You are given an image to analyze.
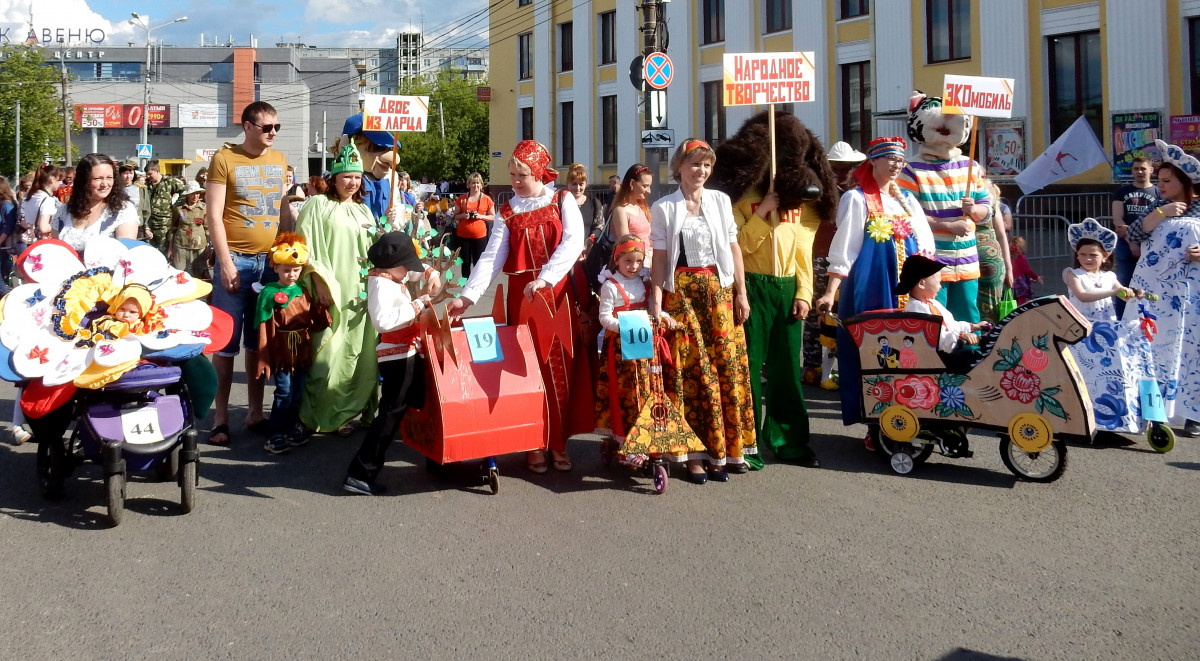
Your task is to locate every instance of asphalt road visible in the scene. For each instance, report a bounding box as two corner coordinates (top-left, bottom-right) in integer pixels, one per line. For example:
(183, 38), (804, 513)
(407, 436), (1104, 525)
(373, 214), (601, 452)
(1, 366), (1196, 661)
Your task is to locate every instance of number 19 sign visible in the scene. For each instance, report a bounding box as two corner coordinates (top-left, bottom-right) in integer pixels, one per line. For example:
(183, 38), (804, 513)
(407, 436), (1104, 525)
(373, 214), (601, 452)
(363, 95), (430, 132)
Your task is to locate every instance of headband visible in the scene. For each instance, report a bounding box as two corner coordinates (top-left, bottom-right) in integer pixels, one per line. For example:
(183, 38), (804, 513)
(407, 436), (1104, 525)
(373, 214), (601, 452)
(1067, 217), (1118, 255)
(867, 136), (907, 160)
(513, 140), (558, 184)
(613, 237), (645, 260)
(683, 139), (711, 155)
(1154, 139), (1200, 184)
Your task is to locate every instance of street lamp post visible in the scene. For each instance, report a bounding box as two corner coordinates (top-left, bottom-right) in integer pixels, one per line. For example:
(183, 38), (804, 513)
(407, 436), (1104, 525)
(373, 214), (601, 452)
(129, 12), (187, 166)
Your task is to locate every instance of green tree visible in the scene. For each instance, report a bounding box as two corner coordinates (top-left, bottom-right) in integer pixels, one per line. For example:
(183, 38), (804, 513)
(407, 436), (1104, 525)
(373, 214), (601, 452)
(0, 45), (69, 180)
(395, 72), (489, 184)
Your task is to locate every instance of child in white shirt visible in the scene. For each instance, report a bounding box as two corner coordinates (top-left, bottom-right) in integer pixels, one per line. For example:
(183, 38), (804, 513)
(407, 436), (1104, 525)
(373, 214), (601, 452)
(898, 254), (987, 358)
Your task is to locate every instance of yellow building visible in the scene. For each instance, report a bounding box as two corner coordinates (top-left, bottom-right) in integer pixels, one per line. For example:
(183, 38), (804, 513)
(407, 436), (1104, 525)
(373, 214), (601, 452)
(489, 1), (1194, 188)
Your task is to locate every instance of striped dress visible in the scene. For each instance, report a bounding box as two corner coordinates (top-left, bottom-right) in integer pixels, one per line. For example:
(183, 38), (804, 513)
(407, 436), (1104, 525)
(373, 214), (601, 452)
(898, 157), (989, 283)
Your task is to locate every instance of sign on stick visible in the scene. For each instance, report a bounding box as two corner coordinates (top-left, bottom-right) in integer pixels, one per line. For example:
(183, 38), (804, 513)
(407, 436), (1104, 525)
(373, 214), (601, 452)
(722, 52), (816, 106)
(941, 75), (1015, 118)
(363, 95), (430, 132)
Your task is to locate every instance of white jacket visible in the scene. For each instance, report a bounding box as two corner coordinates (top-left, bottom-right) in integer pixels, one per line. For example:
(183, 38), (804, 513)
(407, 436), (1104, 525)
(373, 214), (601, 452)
(649, 188), (738, 292)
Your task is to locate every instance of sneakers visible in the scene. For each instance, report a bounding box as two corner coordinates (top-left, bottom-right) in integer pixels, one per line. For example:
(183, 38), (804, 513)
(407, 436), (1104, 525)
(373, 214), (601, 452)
(287, 424), (313, 447)
(819, 378), (838, 391)
(10, 426), (31, 446)
(264, 435), (291, 455)
(1183, 420), (1200, 438)
(342, 475), (387, 496)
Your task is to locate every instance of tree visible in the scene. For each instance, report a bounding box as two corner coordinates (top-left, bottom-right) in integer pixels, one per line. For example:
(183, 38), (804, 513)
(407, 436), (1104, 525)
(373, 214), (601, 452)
(0, 45), (69, 180)
(394, 71), (489, 184)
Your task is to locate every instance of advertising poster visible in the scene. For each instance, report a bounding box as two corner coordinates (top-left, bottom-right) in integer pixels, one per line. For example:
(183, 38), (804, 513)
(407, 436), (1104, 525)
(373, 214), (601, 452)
(1169, 115), (1200, 153)
(983, 119), (1026, 180)
(179, 103), (227, 128)
(74, 104), (170, 129)
(1111, 111), (1161, 181)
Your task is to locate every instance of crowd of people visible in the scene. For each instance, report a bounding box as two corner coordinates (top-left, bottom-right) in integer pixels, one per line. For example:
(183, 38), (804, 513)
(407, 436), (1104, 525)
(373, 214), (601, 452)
(6, 99), (1200, 496)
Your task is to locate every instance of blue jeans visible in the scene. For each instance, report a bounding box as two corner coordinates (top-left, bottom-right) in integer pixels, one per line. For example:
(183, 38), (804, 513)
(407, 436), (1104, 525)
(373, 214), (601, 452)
(1113, 238), (1138, 317)
(211, 251), (277, 357)
(269, 370), (305, 436)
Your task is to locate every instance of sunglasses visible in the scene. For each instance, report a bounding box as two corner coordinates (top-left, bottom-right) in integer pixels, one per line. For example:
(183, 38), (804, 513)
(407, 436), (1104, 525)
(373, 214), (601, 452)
(248, 122), (282, 133)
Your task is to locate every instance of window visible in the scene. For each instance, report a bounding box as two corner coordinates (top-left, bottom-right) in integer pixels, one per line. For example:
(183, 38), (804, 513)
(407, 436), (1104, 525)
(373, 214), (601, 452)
(599, 11), (616, 65)
(1191, 18), (1200, 112)
(927, 0), (970, 63)
(561, 102), (575, 165)
(840, 0), (869, 20)
(702, 0), (725, 45)
(518, 0), (531, 5)
(840, 61), (872, 152)
(701, 81), (727, 144)
(518, 32), (533, 80)
(559, 22), (573, 72)
(601, 95), (618, 164)
(371, 58), (378, 66)
(521, 107), (534, 141)
(1047, 31), (1102, 141)
(765, 0), (792, 33)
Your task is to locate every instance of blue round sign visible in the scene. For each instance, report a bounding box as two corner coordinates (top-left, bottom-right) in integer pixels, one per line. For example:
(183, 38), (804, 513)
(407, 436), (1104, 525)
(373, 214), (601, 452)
(642, 52), (673, 90)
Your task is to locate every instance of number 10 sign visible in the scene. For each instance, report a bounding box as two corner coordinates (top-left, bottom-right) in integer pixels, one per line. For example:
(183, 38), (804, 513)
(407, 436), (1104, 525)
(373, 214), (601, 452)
(618, 310), (654, 360)
(461, 317), (504, 363)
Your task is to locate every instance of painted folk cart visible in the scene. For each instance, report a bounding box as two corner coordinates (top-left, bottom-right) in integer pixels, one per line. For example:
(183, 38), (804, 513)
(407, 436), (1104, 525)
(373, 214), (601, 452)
(845, 296), (1095, 482)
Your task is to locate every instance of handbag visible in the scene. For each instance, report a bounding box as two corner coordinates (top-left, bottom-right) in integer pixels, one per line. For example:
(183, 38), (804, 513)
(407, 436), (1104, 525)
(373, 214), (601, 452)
(997, 287), (1018, 320)
(582, 209), (616, 294)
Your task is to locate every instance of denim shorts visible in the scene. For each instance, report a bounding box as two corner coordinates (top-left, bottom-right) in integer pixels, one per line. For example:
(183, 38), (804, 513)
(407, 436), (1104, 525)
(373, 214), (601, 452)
(211, 251), (277, 357)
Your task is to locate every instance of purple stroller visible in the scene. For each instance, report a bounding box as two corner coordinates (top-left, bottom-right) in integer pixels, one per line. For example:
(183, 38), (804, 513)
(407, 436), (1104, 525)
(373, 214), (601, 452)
(38, 362), (199, 526)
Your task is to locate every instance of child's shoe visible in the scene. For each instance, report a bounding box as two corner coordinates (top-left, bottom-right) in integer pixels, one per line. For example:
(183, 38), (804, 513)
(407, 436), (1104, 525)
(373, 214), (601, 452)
(287, 423), (313, 447)
(264, 435), (291, 455)
(820, 378), (838, 391)
(343, 475), (387, 496)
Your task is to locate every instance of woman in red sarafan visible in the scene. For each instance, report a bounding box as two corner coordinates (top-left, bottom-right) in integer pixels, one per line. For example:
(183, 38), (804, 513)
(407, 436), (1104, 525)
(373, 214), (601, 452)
(447, 140), (595, 474)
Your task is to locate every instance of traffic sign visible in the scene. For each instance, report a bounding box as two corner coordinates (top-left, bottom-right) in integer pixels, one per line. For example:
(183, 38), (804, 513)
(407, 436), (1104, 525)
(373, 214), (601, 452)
(642, 52), (673, 90)
(136, 144), (153, 159)
(649, 91), (667, 129)
(640, 129), (675, 149)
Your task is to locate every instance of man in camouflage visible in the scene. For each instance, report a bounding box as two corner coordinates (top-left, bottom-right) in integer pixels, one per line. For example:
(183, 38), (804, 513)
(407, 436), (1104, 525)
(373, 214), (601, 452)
(144, 161), (185, 253)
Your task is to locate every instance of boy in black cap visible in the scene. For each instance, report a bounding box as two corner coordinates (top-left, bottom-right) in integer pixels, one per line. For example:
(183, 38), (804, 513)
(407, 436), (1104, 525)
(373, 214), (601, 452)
(343, 231), (432, 495)
(897, 254), (987, 367)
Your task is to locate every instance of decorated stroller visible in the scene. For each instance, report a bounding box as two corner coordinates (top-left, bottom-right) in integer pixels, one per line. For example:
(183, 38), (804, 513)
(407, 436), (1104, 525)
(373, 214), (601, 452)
(1, 238), (227, 525)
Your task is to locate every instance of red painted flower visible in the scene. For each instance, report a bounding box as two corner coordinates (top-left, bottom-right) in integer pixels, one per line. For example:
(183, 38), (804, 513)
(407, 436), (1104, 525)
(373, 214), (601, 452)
(274, 291), (290, 305)
(894, 375), (940, 410)
(892, 217), (912, 240)
(1023, 347), (1048, 372)
(1000, 366), (1041, 403)
(870, 381), (895, 403)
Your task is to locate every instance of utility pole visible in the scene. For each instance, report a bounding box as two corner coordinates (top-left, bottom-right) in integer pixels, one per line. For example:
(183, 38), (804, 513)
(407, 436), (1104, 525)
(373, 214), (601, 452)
(321, 110), (328, 175)
(58, 41), (72, 166)
(14, 99), (20, 179)
(638, 1), (662, 192)
(130, 13), (188, 167)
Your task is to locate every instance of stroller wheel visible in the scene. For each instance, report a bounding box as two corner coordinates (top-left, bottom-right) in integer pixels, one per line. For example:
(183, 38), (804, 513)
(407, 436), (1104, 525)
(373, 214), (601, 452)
(180, 459), (197, 514)
(487, 467), (500, 495)
(1147, 424), (1175, 453)
(157, 447), (181, 482)
(652, 464), (668, 494)
(37, 438), (67, 501)
(105, 472), (126, 527)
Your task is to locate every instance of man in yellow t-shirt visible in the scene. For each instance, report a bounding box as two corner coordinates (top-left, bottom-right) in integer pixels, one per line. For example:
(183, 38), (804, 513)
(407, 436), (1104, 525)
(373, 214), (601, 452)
(204, 100), (295, 446)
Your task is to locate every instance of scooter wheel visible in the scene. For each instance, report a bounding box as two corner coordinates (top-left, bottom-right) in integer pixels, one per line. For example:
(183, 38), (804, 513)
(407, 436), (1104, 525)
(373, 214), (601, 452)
(889, 450), (916, 475)
(653, 464), (668, 494)
(1147, 423), (1175, 453)
(488, 468), (500, 495)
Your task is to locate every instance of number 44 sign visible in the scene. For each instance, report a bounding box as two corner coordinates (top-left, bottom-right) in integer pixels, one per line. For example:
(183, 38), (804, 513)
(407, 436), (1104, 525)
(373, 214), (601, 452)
(462, 317), (504, 363)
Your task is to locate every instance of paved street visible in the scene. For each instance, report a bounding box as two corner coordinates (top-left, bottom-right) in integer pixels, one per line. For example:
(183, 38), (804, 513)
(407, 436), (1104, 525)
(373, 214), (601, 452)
(1, 372), (1196, 660)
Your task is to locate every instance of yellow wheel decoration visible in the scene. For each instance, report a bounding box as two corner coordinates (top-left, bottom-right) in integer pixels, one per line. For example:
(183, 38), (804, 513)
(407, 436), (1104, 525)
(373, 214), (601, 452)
(879, 405), (920, 442)
(1008, 413), (1053, 453)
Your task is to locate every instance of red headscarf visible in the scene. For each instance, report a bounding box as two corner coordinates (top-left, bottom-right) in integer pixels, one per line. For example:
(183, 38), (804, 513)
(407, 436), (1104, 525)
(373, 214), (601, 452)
(512, 140), (558, 184)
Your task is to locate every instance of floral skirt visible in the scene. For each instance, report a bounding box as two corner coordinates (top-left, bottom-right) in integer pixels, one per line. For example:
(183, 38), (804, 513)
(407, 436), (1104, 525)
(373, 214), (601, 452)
(662, 268), (758, 464)
(976, 225), (1005, 324)
(594, 330), (653, 440)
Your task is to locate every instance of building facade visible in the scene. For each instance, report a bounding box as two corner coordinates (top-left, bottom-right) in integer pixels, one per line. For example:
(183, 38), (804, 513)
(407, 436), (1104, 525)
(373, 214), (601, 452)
(489, 0), (1196, 189)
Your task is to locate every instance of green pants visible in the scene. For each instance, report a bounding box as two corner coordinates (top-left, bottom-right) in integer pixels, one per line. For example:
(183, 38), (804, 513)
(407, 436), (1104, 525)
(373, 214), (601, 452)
(147, 217), (172, 253)
(744, 272), (811, 468)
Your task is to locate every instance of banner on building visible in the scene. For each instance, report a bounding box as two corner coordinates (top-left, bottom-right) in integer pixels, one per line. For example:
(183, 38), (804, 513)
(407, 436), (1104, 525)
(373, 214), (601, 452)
(1111, 111), (1162, 181)
(363, 95), (429, 132)
(983, 119), (1026, 180)
(721, 52), (815, 106)
(194, 148), (219, 162)
(1169, 115), (1200, 153)
(941, 75), (1015, 118)
(74, 104), (170, 129)
(179, 103), (227, 128)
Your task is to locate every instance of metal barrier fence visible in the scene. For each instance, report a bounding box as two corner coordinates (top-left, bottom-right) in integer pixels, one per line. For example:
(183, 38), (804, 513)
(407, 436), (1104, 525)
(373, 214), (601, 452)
(1007, 212), (1113, 296)
(1014, 192), (1111, 224)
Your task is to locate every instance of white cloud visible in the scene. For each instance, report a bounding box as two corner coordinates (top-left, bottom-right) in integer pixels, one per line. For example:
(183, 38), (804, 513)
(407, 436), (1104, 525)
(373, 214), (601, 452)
(0, 0), (135, 46)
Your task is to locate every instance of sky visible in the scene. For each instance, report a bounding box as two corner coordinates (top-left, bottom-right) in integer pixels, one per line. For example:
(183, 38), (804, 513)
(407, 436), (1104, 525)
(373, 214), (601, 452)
(2, 0), (489, 49)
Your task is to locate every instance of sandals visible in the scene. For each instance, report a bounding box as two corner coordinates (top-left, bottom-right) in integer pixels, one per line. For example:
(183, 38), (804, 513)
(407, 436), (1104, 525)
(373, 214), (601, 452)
(208, 423), (231, 446)
(550, 450), (573, 472)
(526, 451), (549, 474)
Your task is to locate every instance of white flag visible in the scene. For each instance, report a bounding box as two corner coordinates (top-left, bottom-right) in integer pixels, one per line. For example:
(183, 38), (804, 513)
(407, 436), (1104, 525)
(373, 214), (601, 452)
(1014, 116), (1110, 194)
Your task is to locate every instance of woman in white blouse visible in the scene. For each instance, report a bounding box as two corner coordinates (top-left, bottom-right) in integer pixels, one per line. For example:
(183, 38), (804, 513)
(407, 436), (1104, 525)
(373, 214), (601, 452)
(446, 140), (594, 474)
(50, 154), (138, 251)
(648, 139), (758, 484)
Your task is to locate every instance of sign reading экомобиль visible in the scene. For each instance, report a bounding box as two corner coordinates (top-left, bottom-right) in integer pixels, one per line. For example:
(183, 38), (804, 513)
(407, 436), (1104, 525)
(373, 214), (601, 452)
(721, 52), (815, 106)
(941, 74), (1015, 118)
(363, 95), (429, 132)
